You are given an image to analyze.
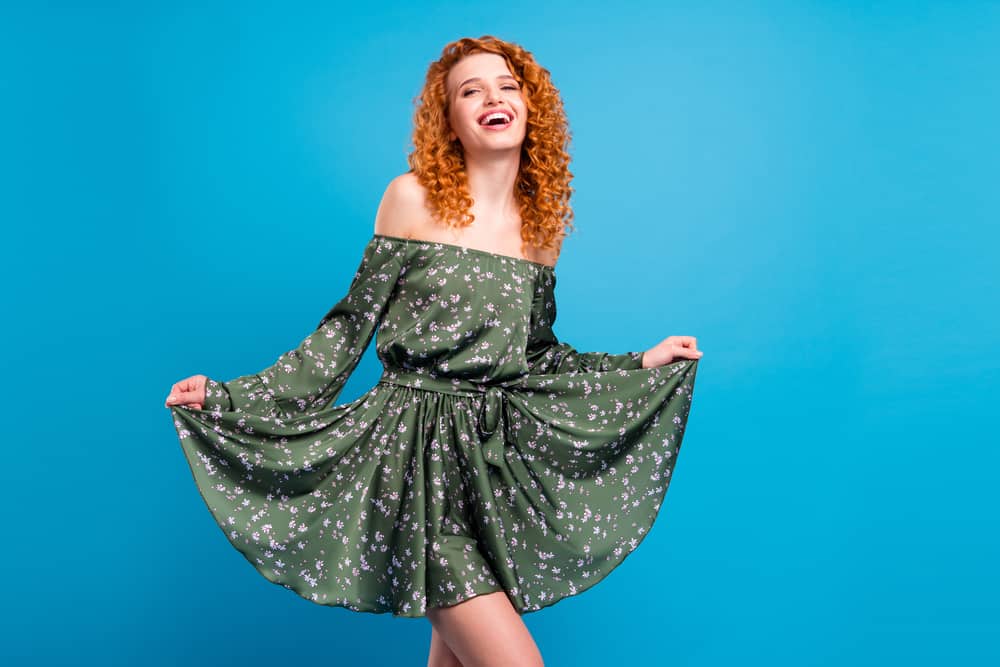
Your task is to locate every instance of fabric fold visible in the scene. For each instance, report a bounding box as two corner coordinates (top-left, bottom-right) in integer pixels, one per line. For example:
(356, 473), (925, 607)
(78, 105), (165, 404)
(167, 233), (699, 618)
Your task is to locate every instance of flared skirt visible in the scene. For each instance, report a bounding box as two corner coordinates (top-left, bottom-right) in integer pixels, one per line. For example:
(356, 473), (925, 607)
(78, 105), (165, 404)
(169, 359), (699, 618)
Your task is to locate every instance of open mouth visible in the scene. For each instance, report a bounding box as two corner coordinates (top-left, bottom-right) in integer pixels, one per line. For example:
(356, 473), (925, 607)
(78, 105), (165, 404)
(478, 111), (514, 128)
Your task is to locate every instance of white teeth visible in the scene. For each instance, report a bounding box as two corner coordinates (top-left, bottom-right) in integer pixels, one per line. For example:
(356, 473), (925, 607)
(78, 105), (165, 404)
(480, 112), (512, 125)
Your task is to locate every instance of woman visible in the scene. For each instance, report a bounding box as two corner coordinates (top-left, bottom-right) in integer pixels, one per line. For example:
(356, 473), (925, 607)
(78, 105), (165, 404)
(166, 36), (702, 667)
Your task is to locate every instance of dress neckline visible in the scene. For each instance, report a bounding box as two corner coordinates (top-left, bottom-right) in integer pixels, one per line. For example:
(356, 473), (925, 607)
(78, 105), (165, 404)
(373, 233), (555, 272)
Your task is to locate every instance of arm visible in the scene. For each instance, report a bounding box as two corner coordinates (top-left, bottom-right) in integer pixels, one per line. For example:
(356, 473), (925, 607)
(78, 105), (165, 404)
(201, 236), (404, 420)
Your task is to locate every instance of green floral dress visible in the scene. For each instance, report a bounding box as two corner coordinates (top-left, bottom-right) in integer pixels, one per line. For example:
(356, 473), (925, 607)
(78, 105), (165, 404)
(169, 233), (699, 618)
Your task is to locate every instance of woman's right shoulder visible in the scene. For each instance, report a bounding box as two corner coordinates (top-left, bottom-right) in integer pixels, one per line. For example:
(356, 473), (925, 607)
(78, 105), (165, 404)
(374, 172), (430, 237)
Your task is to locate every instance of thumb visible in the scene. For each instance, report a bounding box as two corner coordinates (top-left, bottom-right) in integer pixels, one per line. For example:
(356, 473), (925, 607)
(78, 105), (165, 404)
(165, 391), (197, 407)
(671, 345), (703, 359)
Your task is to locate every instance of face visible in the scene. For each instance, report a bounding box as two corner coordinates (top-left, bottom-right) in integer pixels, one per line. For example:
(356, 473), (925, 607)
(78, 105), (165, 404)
(445, 52), (527, 154)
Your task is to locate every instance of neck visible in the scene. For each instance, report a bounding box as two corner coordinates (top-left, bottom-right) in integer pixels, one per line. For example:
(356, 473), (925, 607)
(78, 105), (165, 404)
(463, 149), (522, 223)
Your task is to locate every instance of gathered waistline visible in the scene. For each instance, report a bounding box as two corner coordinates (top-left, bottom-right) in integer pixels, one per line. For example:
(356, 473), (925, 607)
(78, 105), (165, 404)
(376, 369), (527, 468)
(377, 368), (528, 397)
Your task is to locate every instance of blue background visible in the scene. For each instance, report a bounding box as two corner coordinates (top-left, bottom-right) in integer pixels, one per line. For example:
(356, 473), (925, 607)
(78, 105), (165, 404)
(3, 1), (997, 665)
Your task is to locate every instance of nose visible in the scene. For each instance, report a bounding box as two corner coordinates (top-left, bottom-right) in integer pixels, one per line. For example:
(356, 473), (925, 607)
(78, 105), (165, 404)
(484, 85), (504, 106)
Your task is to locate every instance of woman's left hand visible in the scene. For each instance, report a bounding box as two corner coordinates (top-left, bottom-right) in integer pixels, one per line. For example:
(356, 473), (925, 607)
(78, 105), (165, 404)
(641, 336), (703, 369)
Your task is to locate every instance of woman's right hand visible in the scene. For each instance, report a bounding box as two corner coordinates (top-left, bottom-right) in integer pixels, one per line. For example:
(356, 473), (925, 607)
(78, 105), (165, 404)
(164, 374), (208, 410)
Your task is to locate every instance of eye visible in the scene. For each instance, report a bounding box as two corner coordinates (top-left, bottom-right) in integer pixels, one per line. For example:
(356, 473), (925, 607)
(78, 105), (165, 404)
(462, 85), (519, 97)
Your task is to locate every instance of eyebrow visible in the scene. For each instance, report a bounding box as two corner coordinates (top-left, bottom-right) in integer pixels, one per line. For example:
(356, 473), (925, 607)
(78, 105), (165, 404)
(457, 75), (518, 89)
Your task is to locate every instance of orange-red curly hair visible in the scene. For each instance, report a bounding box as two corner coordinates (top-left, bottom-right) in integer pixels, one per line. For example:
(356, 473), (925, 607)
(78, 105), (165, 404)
(407, 35), (576, 256)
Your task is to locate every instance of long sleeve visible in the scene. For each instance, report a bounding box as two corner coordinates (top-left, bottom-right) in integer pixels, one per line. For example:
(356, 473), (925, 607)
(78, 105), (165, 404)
(201, 236), (404, 420)
(524, 270), (645, 375)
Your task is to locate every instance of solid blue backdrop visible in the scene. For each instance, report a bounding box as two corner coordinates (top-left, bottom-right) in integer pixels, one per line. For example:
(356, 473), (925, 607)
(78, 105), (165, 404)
(2, 1), (997, 665)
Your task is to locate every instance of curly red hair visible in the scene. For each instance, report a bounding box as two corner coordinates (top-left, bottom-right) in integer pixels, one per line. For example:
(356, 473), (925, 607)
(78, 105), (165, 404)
(407, 35), (576, 256)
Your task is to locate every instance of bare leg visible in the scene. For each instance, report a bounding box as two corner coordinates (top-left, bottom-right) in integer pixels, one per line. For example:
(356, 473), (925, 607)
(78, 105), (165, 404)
(426, 590), (544, 667)
(427, 624), (464, 667)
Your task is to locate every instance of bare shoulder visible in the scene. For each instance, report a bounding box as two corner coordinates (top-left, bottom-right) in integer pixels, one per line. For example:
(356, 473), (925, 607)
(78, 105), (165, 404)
(374, 172), (431, 237)
(528, 237), (562, 269)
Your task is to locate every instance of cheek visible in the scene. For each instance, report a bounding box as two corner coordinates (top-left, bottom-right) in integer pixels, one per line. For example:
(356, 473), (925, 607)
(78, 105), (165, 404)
(452, 104), (475, 127)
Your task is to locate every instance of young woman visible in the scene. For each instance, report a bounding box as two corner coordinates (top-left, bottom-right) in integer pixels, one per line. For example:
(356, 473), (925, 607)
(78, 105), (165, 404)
(166, 36), (702, 667)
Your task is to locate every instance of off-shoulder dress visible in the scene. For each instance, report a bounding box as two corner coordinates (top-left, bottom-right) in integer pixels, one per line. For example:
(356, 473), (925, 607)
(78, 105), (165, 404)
(169, 233), (699, 618)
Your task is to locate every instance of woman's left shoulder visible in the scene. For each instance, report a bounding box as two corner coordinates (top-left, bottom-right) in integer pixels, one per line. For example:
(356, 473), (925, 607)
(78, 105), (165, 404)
(528, 239), (561, 268)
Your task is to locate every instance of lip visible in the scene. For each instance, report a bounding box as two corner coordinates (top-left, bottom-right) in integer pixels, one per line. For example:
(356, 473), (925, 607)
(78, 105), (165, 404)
(477, 109), (514, 126)
(479, 121), (513, 132)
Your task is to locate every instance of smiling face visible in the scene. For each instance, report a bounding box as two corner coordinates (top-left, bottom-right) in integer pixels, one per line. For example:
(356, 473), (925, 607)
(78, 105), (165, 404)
(445, 52), (528, 154)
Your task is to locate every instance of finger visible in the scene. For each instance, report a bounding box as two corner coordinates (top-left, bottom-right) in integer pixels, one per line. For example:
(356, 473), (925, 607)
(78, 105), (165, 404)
(671, 343), (702, 358)
(167, 390), (195, 406)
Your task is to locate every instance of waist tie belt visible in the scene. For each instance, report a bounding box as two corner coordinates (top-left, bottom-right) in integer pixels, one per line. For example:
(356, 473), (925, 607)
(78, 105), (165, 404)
(377, 368), (528, 468)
